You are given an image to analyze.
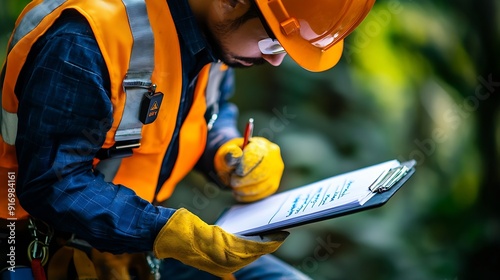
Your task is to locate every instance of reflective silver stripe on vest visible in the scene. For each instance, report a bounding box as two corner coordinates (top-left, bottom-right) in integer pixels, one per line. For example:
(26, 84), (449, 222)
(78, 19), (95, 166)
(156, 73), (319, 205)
(0, 67), (16, 144)
(1, 107), (17, 145)
(1, 65), (17, 145)
(10, 0), (67, 52)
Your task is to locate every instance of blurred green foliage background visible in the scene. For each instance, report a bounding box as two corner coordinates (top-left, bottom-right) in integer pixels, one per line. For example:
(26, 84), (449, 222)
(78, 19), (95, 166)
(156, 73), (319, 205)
(2, 0), (499, 279)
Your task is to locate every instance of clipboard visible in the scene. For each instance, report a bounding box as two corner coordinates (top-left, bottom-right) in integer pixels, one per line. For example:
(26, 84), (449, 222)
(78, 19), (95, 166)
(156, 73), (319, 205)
(216, 160), (416, 236)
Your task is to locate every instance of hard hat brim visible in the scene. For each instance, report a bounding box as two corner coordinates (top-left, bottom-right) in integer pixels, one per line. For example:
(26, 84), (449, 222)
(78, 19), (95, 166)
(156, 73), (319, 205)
(283, 37), (344, 72)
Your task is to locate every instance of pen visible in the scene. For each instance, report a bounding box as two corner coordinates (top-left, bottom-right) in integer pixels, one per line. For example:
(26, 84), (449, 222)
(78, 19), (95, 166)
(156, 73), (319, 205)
(242, 118), (254, 149)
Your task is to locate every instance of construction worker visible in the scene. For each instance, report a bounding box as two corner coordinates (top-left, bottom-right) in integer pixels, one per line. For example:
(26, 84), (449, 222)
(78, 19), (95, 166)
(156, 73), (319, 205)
(0, 0), (375, 279)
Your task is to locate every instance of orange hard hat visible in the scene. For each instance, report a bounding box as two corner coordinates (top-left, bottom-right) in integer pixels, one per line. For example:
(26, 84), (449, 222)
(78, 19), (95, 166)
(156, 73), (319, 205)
(254, 0), (376, 72)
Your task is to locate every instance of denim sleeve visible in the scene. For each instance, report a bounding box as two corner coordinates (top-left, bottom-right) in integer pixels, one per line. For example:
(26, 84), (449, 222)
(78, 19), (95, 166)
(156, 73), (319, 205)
(14, 11), (173, 254)
(196, 67), (241, 181)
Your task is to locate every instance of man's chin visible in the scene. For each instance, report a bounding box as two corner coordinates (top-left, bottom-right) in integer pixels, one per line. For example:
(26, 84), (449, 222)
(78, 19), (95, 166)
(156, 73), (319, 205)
(222, 56), (266, 68)
(223, 61), (253, 68)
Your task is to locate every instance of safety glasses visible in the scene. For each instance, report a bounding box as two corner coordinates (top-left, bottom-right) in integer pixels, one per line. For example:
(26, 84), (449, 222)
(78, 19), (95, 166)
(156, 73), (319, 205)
(258, 38), (286, 55)
(251, 0), (285, 55)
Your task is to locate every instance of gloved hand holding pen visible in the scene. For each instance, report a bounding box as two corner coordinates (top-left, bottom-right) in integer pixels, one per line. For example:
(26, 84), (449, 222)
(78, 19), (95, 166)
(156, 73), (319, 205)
(214, 119), (284, 202)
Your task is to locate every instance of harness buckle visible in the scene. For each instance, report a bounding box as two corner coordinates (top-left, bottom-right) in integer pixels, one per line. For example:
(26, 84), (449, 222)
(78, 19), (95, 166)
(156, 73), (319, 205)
(27, 217), (53, 266)
(95, 139), (141, 160)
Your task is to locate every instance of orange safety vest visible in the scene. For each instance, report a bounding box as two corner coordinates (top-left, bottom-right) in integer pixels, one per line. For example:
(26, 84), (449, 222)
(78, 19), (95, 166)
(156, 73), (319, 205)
(0, 0), (225, 219)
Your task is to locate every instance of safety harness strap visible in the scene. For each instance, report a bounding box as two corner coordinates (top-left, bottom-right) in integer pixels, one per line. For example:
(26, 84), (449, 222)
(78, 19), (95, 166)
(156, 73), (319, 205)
(205, 62), (226, 130)
(94, 0), (155, 181)
(114, 0), (155, 144)
(97, 0), (155, 160)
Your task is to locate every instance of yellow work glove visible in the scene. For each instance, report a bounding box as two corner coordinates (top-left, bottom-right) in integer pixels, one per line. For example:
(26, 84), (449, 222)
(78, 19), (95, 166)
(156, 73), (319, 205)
(153, 208), (288, 277)
(214, 137), (284, 202)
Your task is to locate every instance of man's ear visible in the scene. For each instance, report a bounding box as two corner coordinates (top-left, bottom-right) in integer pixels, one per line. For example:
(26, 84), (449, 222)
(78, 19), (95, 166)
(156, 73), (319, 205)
(218, 0), (249, 16)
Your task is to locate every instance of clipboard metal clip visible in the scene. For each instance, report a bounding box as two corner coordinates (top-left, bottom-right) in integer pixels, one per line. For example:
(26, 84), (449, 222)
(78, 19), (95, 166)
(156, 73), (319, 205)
(369, 165), (410, 193)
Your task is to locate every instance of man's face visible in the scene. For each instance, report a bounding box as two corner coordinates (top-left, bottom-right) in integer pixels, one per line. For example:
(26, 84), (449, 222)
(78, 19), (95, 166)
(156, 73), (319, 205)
(204, 2), (287, 68)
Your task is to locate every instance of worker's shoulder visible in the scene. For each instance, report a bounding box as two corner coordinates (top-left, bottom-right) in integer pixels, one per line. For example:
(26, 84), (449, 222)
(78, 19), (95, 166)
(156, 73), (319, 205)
(45, 9), (96, 41)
